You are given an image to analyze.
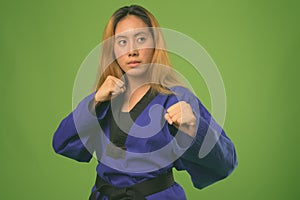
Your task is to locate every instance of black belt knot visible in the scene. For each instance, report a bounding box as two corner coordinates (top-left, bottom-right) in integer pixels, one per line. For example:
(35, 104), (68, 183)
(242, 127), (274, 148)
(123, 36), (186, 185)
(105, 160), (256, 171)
(89, 171), (174, 200)
(100, 184), (145, 200)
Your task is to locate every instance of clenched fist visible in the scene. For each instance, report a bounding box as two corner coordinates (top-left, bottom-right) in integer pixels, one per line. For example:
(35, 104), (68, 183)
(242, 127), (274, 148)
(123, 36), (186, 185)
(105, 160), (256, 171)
(165, 101), (196, 137)
(94, 75), (126, 103)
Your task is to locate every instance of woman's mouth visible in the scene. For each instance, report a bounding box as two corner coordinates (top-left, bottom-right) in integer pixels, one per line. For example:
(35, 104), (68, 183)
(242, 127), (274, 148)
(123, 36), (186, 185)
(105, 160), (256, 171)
(127, 60), (141, 67)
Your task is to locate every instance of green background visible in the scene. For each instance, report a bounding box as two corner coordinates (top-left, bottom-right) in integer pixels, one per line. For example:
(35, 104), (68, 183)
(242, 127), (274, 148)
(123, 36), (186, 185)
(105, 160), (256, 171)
(1, 0), (299, 199)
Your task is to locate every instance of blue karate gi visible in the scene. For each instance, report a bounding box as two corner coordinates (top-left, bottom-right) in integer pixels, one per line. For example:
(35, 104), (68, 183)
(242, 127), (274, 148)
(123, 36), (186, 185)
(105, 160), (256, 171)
(52, 86), (237, 199)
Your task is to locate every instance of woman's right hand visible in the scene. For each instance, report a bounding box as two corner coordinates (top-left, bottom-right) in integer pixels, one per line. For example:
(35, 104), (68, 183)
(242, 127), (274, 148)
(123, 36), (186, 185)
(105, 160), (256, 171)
(94, 75), (126, 103)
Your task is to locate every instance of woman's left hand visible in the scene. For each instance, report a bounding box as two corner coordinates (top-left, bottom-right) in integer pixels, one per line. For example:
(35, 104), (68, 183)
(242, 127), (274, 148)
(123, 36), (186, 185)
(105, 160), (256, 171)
(165, 101), (196, 137)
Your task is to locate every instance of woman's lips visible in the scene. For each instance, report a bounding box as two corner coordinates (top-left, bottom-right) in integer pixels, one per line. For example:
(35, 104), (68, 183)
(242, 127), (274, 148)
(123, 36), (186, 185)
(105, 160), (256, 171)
(127, 60), (141, 67)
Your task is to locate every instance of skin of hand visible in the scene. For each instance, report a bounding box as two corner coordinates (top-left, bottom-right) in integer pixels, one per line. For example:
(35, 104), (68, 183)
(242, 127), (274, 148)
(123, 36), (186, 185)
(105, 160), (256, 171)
(94, 75), (126, 103)
(165, 101), (197, 138)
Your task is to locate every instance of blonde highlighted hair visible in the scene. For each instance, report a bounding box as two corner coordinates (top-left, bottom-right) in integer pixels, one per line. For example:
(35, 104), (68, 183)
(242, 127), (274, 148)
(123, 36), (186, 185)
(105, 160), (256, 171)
(93, 5), (182, 94)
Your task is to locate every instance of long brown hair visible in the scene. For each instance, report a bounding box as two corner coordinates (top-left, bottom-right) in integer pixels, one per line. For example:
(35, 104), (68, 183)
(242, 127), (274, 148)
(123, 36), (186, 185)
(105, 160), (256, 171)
(93, 5), (182, 94)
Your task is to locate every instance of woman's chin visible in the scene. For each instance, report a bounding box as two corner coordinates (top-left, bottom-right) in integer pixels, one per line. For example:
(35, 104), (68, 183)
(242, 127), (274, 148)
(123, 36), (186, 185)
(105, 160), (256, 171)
(125, 65), (149, 78)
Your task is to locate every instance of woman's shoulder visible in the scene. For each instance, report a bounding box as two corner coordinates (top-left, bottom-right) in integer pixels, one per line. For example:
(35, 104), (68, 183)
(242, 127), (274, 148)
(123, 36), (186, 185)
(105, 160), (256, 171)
(168, 85), (197, 101)
(169, 85), (190, 93)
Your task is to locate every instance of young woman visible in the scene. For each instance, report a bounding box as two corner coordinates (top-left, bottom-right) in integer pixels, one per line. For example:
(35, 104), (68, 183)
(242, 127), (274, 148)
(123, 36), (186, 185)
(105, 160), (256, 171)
(53, 5), (237, 200)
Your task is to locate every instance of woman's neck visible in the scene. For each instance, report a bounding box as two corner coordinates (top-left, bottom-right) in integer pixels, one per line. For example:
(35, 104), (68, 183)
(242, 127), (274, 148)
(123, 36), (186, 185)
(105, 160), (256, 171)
(125, 75), (150, 96)
(122, 76), (151, 112)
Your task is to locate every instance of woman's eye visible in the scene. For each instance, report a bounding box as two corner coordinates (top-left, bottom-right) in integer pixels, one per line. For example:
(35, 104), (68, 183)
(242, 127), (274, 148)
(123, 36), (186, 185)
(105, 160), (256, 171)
(118, 40), (127, 46)
(137, 37), (146, 43)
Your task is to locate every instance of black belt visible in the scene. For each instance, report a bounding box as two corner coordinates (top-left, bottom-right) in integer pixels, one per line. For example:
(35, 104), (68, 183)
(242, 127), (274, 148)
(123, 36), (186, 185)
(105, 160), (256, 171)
(89, 171), (174, 200)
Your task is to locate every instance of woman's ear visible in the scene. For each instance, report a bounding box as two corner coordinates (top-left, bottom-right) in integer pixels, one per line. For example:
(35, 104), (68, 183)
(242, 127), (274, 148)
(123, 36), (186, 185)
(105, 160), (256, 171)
(112, 50), (116, 60)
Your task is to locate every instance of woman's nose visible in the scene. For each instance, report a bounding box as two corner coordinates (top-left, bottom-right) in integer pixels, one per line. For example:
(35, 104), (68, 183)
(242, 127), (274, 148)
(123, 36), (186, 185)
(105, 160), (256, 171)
(128, 49), (139, 57)
(128, 42), (139, 57)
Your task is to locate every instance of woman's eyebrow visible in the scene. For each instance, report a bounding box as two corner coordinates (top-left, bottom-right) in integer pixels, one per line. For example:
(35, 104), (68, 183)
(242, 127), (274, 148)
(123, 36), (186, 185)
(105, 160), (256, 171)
(134, 31), (148, 37)
(115, 31), (148, 39)
(115, 35), (128, 40)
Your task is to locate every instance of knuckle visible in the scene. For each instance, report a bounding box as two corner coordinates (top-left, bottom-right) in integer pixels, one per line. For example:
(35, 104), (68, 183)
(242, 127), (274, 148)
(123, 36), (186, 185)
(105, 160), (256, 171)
(106, 75), (112, 81)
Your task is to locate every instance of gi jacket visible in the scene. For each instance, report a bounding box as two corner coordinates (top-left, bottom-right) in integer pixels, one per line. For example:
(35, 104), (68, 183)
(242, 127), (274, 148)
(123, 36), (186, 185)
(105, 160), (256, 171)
(53, 86), (238, 199)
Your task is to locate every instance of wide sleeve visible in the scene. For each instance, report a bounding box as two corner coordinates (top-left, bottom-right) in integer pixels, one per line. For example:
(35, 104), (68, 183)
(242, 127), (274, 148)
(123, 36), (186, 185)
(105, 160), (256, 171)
(52, 92), (110, 162)
(170, 87), (238, 189)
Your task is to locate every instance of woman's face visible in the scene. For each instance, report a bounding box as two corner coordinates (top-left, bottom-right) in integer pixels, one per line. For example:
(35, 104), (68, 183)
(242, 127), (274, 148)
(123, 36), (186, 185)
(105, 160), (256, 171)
(114, 15), (154, 77)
